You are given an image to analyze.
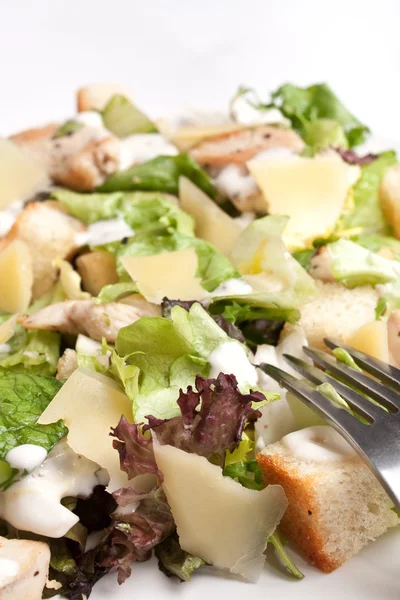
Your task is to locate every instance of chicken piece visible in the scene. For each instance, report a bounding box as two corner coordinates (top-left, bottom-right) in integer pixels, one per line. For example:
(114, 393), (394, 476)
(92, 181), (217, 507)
(213, 163), (267, 213)
(309, 246), (335, 282)
(20, 298), (158, 342)
(13, 125), (120, 192)
(0, 202), (85, 300)
(76, 250), (118, 296)
(56, 348), (78, 380)
(190, 125), (304, 167)
(0, 536), (50, 599)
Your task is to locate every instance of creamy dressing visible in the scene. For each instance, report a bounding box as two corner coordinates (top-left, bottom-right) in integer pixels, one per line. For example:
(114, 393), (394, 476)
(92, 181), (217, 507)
(208, 340), (258, 389)
(0, 558), (19, 582)
(214, 164), (258, 200)
(0, 440), (108, 537)
(119, 133), (178, 170)
(230, 93), (290, 126)
(211, 278), (253, 297)
(0, 344), (10, 354)
(6, 444), (47, 473)
(281, 425), (357, 462)
(75, 216), (134, 247)
(75, 111), (105, 129)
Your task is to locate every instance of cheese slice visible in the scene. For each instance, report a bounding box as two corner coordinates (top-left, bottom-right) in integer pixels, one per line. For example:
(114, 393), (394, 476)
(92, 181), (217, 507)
(179, 177), (241, 256)
(165, 123), (245, 152)
(38, 368), (133, 491)
(247, 153), (359, 248)
(0, 314), (19, 344)
(0, 139), (48, 210)
(346, 320), (389, 363)
(53, 257), (90, 300)
(120, 248), (209, 304)
(0, 240), (33, 313)
(153, 439), (287, 581)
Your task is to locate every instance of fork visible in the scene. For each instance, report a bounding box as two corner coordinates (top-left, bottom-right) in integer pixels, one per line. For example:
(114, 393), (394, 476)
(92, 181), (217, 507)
(259, 338), (400, 512)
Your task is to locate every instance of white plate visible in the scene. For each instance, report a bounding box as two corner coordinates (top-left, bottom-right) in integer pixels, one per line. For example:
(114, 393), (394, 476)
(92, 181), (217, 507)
(86, 134), (400, 600)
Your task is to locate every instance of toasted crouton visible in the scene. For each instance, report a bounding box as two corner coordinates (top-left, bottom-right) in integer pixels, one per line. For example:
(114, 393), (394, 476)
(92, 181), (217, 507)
(257, 429), (399, 572)
(0, 536), (50, 599)
(298, 280), (378, 349)
(76, 250), (118, 296)
(190, 125), (304, 167)
(0, 202), (85, 300)
(56, 348), (78, 380)
(77, 83), (134, 112)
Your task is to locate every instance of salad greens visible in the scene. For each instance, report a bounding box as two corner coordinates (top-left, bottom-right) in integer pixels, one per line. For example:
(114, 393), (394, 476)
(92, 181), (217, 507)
(102, 94), (157, 137)
(98, 153), (217, 198)
(155, 534), (206, 581)
(0, 371), (65, 461)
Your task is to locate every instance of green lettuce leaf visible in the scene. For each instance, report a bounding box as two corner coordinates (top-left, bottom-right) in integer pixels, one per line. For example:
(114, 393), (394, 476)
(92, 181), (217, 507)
(302, 118), (348, 151)
(338, 151), (397, 235)
(0, 371), (66, 459)
(332, 348), (362, 371)
(155, 534), (205, 582)
(0, 327), (60, 376)
(351, 233), (400, 258)
(268, 529), (304, 580)
(269, 83), (369, 147)
(53, 120), (84, 139)
(327, 238), (400, 288)
(52, 189), (123, 224)
(94, 282), (139, 304)
(102, 94), (157, 137)
(211, 215), (316, 323)
(109, 229), (239, 291)
(98, 153), (216, 198)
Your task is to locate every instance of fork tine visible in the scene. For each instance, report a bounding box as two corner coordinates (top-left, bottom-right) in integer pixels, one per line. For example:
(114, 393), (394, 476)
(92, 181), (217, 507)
(324, 338), (400, 391)
(258, 363), (364, 437)
(303, 346), (400, 413)
(283, 354), (386, 422)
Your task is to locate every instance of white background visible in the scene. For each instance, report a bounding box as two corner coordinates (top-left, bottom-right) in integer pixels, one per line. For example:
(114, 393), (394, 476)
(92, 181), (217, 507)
(1, 0), (400, 136)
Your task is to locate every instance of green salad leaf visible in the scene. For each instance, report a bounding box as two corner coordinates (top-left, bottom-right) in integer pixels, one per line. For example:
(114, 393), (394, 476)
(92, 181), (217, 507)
(269, 83), (369, 147)
(102, 94), (157, 137)
(53, 120), (84, 139)
(0, 324), (60, 376)
(339, 151), (397, 235)
(0, 371), (65, 459)
(94, 282), (139, 304)
(326, 238), (400, 288)
(52, 189), (124, 224)
(155, 534), (205, 582)
(97, 153), (217, 199)
(268, 529), (304, 580)
(302, 118), (348, 151)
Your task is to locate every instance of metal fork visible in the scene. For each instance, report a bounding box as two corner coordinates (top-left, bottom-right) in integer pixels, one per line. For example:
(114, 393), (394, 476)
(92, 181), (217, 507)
(259, 338), (400, 511)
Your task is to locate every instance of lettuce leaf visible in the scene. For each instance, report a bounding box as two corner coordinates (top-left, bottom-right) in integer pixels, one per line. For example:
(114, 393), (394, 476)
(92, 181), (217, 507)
(302, 118), (348, 151)
(102, 94), (157, 137)
(98, 153), (217, 198)
(269, 83), (369, 147)
(110, 229), (239, 291)
(327, 238), (400, 288)
(338, 151), (397, 235)
(211, 215), (316, 323)
(155, 534), (205, 581)
(0, 371), (65, 459)
(94, 282), (139, 304)
(52, 188), (194, 235)
(0, 326), (60, 376)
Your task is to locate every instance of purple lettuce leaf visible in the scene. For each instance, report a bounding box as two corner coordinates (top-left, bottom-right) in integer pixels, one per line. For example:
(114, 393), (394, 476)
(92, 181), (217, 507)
(111, 417), (162, 480)
(335, 147), (378, 166)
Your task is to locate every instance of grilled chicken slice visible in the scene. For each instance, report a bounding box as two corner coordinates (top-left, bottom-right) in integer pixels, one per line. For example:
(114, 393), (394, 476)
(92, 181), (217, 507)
(190, 124), (304, 167)
(20, 298), (160, 342)
(12, 125), (120, 191)
(0, 537), (50, 600)
(0, 202), (85, 300)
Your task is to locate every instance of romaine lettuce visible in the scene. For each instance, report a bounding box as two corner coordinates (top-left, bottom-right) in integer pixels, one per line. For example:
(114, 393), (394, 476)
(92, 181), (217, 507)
(0, 325), (60, 376)
(102, 94), (157, 137)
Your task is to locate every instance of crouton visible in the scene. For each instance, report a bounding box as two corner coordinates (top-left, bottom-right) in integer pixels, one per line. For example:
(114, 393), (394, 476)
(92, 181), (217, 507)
(56, 348), (78, 380)
(190, 125), (304, 167)
(0, 202), (85, 300)
(257, 427), (399, 573)
(0, 536), (50, 599)
(298, 280), (379, 349)
(76, 250), (118, 296)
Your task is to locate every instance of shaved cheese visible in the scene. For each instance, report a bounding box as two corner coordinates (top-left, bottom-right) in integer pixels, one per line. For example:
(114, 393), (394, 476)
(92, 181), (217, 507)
(0, 139), (48, 210)
(53, 257), (90, 300)
(153, 439), (287, 581)
(167, 123), (244, 152)
(38, 368), (132, 491)
(0, 240), (33, 313)
(247, 153), (359, 248)
(0, 314), (19, 344)
(120, 249), (209, 304)
(179, 177), (241, 256)
(346, 320), (389, 362)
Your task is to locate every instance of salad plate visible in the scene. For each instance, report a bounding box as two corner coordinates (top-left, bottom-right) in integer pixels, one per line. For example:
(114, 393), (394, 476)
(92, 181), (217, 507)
(1, 82), (400, 600)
